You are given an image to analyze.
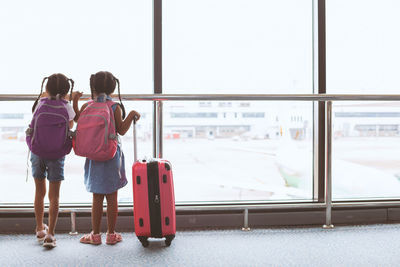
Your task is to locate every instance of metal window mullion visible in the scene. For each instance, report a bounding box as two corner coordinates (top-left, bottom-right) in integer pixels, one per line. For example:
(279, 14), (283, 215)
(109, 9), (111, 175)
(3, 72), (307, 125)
(312, 0), (319, 201)
(317, 0), (326, 203)
(153, 0), (163, 158)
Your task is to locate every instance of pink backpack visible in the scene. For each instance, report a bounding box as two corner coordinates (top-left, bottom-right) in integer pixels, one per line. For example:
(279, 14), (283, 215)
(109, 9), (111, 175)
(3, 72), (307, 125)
(73, 100), (118, 161)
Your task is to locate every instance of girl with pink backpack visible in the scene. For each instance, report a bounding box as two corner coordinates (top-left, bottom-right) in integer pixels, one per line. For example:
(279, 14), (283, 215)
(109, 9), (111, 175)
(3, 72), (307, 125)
(73, 71), (140, 245)
(27, 73), (77, 248)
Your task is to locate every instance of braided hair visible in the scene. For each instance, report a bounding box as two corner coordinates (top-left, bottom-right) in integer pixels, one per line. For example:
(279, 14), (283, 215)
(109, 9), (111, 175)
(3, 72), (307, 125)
(32, 73), (74, 112)
(90, 71), (126, 119)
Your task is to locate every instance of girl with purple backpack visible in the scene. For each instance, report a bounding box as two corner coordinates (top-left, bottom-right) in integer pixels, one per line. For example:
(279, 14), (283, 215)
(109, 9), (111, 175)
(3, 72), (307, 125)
(27, 73), (78, 248)
(73, 71), (140, 245)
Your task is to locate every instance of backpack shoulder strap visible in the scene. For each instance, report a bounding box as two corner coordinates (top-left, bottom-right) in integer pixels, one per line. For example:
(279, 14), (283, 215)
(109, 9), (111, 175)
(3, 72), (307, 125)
(106, 100), (118, 113)
(105, 101), (117, 128)
(33, 98), (48, 114)
(106, 100), (116, 107)
(84, 100), (95, 108)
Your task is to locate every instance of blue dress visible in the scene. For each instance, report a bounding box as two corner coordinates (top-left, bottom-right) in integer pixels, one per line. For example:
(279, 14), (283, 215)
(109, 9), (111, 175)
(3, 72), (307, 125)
(84, 95), (128, 194)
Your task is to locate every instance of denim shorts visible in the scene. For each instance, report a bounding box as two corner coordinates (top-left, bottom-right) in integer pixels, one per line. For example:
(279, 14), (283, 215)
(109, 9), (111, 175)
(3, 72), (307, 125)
(30, 153), (65, 182)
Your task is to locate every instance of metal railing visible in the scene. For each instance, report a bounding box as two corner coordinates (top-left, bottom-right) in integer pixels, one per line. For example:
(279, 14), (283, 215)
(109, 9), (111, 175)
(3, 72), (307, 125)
(1, 93), (400, 230)
(2, 93), (400, 101)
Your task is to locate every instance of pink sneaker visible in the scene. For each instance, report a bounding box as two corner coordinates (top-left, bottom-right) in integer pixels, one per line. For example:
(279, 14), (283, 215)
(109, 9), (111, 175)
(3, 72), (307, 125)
(80, 232), (102, 245)
(106, 232), (122, 245)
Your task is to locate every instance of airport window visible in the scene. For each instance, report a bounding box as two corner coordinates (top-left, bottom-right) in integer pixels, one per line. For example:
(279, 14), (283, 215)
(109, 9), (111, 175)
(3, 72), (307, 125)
(242, 112), (265, 118)
(327, 0), (400, 94)
(354, 125), (377, 132)
(0, 101), (153, 204)
(332, 104), (400, 199)
(0, 0), (152, 94)
(199, 102), (212, 108)
(218, 102), (232, 108)
(328, 1), (400, 199)
(1, 128), (24, 137)
(379, 125), (398, 132)
(164, 101), (313, 202)
(163, 0), (313, 94)
(239, 103), (251, 108)
(0, 0), (152, 204)
(1, 0), (317, 205)
(0, 114), (23, 119)
(170, 113), (218, 118)
(335, 112), (400, 118)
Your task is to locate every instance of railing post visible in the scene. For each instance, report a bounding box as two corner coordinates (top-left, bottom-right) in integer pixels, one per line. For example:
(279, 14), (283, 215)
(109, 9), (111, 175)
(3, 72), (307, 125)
(323, 101), (334, 229)
(242, 208), (250, 231)
(69, 210), (78, 235)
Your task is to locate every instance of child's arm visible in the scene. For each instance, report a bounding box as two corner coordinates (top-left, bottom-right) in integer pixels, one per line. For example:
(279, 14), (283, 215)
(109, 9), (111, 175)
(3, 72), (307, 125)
(114, 105), (140, 136)
(69, 120), (74, 129)
(74, 103), (88, 122)
(71, 92), (85, 122)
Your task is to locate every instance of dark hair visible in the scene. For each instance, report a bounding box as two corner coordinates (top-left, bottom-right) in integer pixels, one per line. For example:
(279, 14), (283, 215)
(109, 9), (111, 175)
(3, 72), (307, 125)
(32, 73), (74, 112)
(90, 71), (125, 119)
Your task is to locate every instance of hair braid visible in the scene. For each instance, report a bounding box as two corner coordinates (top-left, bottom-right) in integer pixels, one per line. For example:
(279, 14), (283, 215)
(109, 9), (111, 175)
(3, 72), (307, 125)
(55, 74), (60, 99)
(103, 72), (108, 93)
(90, 74), (94, 100)
(68, 79), (74, 102)
(32, 77), (48, 112)
(114, 77), (126, 119)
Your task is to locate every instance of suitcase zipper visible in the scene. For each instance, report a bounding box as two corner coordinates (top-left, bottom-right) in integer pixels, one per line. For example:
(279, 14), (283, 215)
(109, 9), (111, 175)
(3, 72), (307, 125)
(147, 161), (162, 238)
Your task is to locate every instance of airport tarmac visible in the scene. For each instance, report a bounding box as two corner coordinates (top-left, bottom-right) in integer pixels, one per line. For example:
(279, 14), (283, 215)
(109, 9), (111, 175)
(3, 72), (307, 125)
(1, 136), (400, 204)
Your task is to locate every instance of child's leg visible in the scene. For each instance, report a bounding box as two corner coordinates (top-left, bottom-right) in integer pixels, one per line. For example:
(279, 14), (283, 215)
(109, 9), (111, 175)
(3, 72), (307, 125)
(92, 193), (105, 234)
(105, 191), (118, 234)
(34, 178), (46, 231)
(47, 181), (61, 236)
(79, 194), (104, 245)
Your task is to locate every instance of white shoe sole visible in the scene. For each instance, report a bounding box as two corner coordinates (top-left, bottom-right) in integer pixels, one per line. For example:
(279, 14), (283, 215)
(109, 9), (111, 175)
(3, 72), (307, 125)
(36, 224), (48, 244)
(43, 241), (56, 248)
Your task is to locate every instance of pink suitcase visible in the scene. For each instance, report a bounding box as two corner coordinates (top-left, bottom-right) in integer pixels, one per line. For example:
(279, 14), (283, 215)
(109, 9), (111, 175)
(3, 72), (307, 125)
(132, 121), (176, 247)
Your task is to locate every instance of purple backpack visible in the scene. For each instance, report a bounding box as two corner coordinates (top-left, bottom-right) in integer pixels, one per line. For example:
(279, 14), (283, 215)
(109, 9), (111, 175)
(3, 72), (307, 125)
(26, 98), (72, 159)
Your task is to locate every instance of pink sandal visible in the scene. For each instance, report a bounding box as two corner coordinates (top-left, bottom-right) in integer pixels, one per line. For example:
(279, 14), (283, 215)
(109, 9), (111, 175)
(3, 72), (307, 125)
(43, 234), (57, 248)
(80, 232), (102, 245)
(106, 232), (122, 245)
(36, 224), (48, 243)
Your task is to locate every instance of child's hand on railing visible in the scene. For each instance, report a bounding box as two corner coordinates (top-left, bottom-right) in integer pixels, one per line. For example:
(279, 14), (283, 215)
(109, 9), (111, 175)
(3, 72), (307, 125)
(130, 110), (141, 122)
(71, 91), (83, 102)
(40, 92), (49, 98)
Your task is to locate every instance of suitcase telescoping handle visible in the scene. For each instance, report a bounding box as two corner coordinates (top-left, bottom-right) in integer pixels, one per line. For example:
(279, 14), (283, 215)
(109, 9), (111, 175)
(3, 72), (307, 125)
(133, 119), (138, 162)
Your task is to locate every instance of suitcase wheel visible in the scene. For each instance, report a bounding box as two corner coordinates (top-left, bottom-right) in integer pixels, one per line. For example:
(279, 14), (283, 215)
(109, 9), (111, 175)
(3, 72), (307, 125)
(138, 236), (149, 247)
(165, 235), (175, 247)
